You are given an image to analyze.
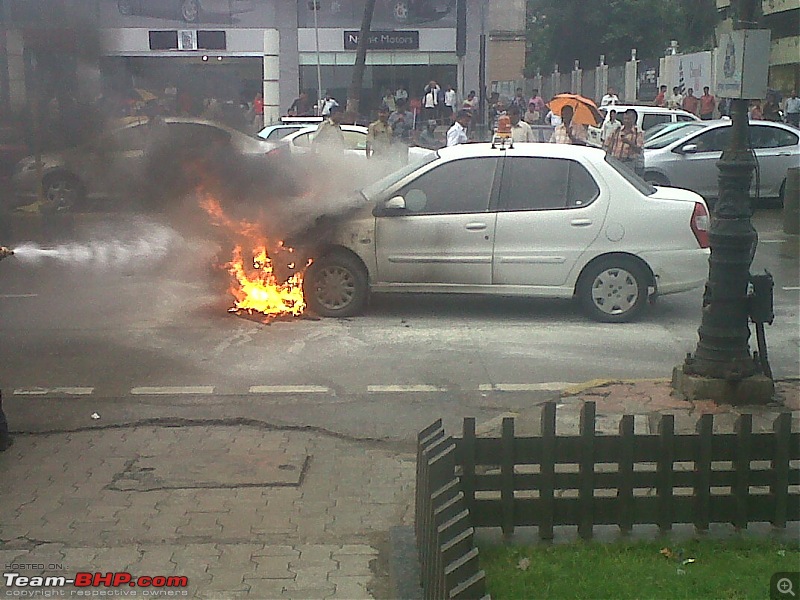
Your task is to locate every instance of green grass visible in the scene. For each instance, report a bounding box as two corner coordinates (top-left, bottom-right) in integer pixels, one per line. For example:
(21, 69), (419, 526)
(480, 538), (800, 599)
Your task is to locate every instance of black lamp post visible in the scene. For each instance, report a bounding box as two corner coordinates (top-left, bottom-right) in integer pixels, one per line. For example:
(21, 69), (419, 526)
(675, 0), (774, 403)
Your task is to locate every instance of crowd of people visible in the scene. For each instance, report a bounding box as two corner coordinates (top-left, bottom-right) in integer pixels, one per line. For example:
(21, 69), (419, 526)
(652, 84), (799, 124)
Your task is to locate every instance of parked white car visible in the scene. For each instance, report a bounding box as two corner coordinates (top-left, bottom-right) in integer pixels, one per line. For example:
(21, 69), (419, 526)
(643, 120), (799, 202)
(300, 143), (711, 322)
(282, 124), (434, 162)
(588, 105), (700, 147)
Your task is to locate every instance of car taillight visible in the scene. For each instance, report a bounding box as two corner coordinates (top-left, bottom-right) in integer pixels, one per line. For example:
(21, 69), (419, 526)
(691, 202), (709, 248)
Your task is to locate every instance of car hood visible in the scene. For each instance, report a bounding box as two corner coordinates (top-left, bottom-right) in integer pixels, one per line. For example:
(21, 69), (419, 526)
(649, 185), (706, 205)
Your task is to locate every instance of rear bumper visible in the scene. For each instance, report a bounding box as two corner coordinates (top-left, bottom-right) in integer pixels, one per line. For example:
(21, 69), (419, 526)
(639, 248), (710, 295)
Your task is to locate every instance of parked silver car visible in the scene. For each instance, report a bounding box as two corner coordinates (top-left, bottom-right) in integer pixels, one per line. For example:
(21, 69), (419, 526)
(643, 120), (799, 202)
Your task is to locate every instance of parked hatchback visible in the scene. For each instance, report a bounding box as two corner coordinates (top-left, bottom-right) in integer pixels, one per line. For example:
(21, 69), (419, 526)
(300, 143), (710, 322)
(588, 105), (700, 146)
(643, 120), (799, 202)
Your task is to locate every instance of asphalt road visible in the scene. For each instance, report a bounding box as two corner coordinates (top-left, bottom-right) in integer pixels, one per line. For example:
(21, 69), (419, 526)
(0, 208), (797, 442)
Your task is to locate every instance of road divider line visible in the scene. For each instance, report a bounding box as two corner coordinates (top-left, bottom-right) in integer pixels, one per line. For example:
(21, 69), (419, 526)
(759, 239), (782, 243)
(131, 386), (215, 395)
(249, 385), (330, 394)
(368, 385), (448, 393)
(14, 387), (95, 396)
(479, 382), (578, 392)
(0, 294), (39, 298)
(783, 286), (800, 291)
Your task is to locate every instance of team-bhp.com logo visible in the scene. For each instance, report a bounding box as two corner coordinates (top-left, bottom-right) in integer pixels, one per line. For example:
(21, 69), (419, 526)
(4, 572), (189, 595)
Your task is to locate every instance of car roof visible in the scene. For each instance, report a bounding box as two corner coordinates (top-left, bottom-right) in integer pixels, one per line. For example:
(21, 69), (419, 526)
(436, 142), (607, 161)
(600, 105), (696, 115)
(286, 124), (368, 137)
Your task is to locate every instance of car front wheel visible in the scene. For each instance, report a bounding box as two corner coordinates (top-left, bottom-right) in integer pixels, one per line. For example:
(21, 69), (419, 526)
(578, 258), (650, 323)
(43, 173), (84, 211)
(304, 251), (369, 317)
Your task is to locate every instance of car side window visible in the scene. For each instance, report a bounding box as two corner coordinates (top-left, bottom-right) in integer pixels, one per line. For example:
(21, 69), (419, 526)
(567, 162), (601, 207)
(750, 125), (799, 149)
(642, 114), (671, 130)
(677, 114), (696, 122)
(294, 132), (313, 147)
(265, 127), (301, 140)
(690, 127), (730, 152)
(394, 158), (497, 215)
(499, 157), (585, 211)
(165, 123), (232, 146)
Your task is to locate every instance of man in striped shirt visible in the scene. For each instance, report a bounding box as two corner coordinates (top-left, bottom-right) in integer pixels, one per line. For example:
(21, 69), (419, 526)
(606, 109), (644, 176)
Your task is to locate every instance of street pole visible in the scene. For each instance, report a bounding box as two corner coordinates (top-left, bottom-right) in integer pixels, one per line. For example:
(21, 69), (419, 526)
(312, 0), (323, 116)
(674, 0), (773, 404)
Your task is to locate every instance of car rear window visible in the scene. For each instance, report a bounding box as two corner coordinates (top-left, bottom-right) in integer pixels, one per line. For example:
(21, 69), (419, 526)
(604, 155), (656, 195)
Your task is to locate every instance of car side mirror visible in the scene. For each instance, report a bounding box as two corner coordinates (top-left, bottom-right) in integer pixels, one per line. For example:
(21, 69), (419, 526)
(679, 143), (699, 154)
(384, 195), (406, 210)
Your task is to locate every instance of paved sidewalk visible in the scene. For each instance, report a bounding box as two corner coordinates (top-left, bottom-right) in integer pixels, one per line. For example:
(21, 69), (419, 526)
(0, 425), (416, 599)
(1, 379), (797, 599)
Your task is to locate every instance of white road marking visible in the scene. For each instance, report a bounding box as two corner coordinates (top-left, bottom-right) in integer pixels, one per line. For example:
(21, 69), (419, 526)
(0, 294), (38, 298)
(249, 385), (330, 394)
(368, 384), (448, 393)
(131, 386), (215, 395)
(783, 286), (800, 291)
(479, 382), (577, 392)
(758, 239), (782, 243)
(13, 387), (95, 396)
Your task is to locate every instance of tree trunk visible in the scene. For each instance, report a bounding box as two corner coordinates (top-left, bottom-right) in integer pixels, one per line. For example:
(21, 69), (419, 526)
(346, 0), (377, 117)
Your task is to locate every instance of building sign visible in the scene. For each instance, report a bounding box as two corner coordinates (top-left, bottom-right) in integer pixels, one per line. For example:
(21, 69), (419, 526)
(301, 0), (456, 28)
(344, 30), (419, 50)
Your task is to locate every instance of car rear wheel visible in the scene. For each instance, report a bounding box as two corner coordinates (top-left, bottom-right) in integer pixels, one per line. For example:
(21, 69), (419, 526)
(578, 257), (650, 323)
(304, 251), (369, 317)
(180, 0), (201, 22)
(43, 173), (84, 211)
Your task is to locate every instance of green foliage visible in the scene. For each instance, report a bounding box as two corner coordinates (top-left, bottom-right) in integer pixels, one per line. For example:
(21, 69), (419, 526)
(525, 0), (719, 77)
(482, 538), (800, 599)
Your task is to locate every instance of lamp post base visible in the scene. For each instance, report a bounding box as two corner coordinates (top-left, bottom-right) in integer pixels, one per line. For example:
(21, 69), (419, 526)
(671, 364), (775, 406)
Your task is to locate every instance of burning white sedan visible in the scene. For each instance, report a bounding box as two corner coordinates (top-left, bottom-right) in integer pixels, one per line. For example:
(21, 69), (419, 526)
(300, 143), (711, 323)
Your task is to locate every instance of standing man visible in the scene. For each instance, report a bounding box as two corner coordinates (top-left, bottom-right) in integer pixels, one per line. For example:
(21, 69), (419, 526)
(444, 85), (458, 121)
(668, 86), (684, 110)
(510, 87), (528, 111)
(321, 93), (339, 116)
(508, 106), (535, 142)
(394, 85), (408, 105)
(447, 110), (472, 146)
(699, 87), (716, 120)
(389, 99), (414, 165)
(600, 87), (619, 107)
(252, 92), (264, 130)
(381, 89), (396, 113)
(529, 89), (546, 124)
(607, 108), (645, 176)
(550, 105), (586, 145)
(786, 90), (800, 127)
(313, 105), (345, 153)
(422, 81), (440, 124)
(367, 105), (393, 159)
(654, 85), (668, 108)
(601, 109), (622, 146)
(682, 88), (699, 115)
(288, 91), (311, 117)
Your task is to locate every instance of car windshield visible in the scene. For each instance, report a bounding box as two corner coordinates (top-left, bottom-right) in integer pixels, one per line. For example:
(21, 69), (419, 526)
(361, 152), (439, 202)
(644, 123), (707, 149)
(604, 154), (656, 195)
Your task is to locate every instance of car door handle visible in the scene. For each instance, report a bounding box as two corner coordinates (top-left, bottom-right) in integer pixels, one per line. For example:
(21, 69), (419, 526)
(570, 219), (593, 227)
(778, 152), (792, 156)
(465, 223), (488, 231)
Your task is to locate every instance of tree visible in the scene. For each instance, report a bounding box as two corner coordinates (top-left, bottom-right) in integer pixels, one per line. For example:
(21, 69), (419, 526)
(525, 0), (719, 76)
(346, 0), (377, 116)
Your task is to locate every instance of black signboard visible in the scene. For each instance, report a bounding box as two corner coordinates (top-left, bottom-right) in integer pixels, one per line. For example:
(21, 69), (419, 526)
(344, 30), (420, 50)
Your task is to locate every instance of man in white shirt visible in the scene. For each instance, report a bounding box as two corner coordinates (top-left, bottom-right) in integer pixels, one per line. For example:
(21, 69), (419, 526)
(447, 110), (471, 146)
(508, 106), (535, 142)
(601, 108), (622, 146)
(600, 87), (619, 107)
(444, 84), (457, 119)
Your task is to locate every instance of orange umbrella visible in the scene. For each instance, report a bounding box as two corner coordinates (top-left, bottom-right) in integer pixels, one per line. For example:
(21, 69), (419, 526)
(548, 94), (603, 126)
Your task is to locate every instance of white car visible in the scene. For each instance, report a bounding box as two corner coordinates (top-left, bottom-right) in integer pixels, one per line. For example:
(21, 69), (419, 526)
(282, 124), (434, 162)
(300, 143), (711, 322)
(588, 105), (700, 147)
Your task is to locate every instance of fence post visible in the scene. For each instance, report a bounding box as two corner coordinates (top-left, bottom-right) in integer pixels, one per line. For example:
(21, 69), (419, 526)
(657, 414), (675, 533)
(578, 401), (596, 540)
(501, 417), (515, 540)
(771, 412), (791, 529)
(618, 414), (635, 534)
(419, 436), (456, 592)
(733, 414), (753, 530)
(694, 414), (713, 532)
(462, 417), (477, 514)
(540, 402), (556, 540)
(417, 420), (444, 546)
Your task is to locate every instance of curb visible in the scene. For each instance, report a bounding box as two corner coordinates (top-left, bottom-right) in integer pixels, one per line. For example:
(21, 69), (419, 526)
(388, 526), (423, 600)
(561, 378), (670, 396)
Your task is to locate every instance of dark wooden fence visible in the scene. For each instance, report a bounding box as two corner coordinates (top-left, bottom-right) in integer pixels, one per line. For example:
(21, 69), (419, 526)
(414, 402), (799, 598)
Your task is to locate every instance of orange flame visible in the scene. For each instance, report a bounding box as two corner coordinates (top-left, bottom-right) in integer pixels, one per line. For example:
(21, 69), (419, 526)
(199, 192), (307, 318)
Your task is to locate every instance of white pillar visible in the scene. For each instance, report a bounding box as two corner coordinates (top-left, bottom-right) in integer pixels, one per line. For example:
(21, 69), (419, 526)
(263, 29), (280, 126)
(6, 29), (27, 111)
(595, 64), (608, 104)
